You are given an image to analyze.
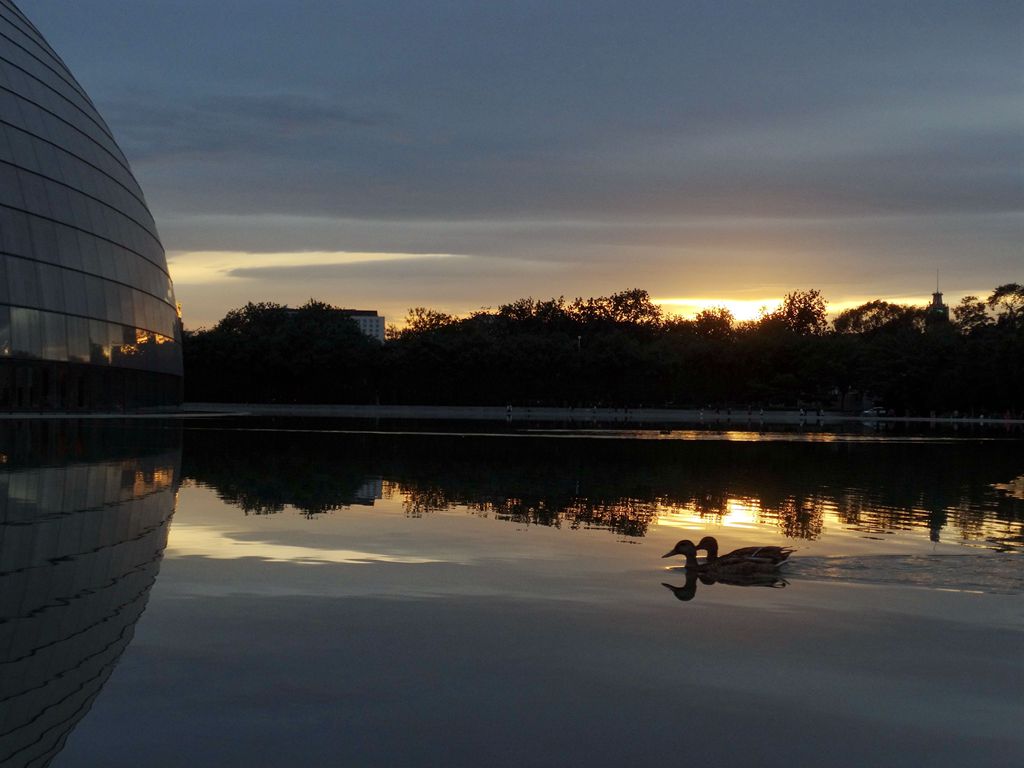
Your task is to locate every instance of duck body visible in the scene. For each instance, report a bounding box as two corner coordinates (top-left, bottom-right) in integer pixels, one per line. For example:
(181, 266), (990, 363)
(697, 536), (793, 567)
(662, 538), (793, 575)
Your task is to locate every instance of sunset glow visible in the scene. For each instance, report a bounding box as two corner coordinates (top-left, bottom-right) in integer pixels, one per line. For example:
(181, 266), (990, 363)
(655, 297), (781, 321)
(655, 293), (986, 322)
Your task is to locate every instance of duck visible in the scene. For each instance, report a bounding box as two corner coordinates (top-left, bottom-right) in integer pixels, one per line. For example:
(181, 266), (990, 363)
(662, 569), (787, 602)
(696, 535), (794, 567)
(661, 538), (791, 575)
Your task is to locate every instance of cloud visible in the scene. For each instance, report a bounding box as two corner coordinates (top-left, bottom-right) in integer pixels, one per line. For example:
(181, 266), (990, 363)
(225, 254), (541, 282)
(27, 0), (1023, 324)
(38, 0), (1018, 221)
(167, 250), (459, 284)
(100, 92), (394, 164)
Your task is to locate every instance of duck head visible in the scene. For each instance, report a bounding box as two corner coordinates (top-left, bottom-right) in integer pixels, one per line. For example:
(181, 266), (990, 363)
(662, 539), (698, 559)
(695, 536), (719, 558)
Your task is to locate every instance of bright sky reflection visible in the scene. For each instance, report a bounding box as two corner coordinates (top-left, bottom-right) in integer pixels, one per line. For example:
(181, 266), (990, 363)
(167, 523), (440, 565)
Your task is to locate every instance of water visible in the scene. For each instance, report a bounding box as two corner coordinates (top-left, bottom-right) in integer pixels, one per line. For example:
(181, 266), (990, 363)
(2, 418), (1021, 767)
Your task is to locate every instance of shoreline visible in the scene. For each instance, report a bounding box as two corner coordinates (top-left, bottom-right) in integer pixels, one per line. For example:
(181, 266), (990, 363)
(0, 403), (1018, 426)
(181, 402), (1024, 426)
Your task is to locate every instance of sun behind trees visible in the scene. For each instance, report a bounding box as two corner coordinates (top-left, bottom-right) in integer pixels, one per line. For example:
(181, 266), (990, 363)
(183, 286), (1023, 415)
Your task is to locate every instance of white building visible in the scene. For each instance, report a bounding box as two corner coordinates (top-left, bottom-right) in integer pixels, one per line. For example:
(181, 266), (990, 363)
(343, 310), (386, 342)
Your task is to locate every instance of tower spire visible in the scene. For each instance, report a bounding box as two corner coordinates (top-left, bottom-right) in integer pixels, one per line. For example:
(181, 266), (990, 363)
(929, 271), (949, 324)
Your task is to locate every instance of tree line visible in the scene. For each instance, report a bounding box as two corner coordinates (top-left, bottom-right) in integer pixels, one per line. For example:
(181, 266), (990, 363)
(182, 284), (1023, 414)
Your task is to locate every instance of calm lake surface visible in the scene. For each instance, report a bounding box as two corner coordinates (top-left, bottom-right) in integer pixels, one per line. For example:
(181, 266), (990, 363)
(2, 418), (1021, 767)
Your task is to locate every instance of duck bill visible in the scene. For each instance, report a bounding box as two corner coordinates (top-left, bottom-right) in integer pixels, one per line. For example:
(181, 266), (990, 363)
(661, 551), (675, 558)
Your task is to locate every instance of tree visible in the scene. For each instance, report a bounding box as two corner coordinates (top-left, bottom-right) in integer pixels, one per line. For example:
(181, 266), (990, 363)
(952, 296), (991, 335)
(183, 284), (1020, 413)
(183, 300), (377, 403)
(402, 307), (456, 333)
(987, 283), (1024, 327)
(693, 307), (735, 339)
(608, 289), (663, 326)
(568, 289), (662, 327)
(769, 289), (829, 335)
(834, 300), (923, 335)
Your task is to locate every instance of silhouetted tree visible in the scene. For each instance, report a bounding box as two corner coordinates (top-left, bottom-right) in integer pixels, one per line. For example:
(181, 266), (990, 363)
(952, 296), (992, 335)
(183, 284), (1023, 414)
(184, 300), (379, 402)
(988, 283), (1024, 327)
(834, 301), (923, 335)
(766, 289), (829, 335)
(401, 307), (456, 333)
(693, 307), (735, 339)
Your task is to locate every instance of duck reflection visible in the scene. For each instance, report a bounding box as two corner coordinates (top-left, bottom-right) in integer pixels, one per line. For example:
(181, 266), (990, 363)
(0, 421), (180, 768)
(662, 570), (788, 602)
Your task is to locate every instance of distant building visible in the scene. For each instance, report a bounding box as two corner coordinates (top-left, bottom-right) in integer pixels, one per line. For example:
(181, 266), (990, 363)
(280, 307), (386, 342)
(341, 309), (386, 342)
(926, 290), (949, 324)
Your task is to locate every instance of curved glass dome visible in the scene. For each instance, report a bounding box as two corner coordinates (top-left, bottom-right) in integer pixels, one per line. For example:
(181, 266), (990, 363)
(0, 0), (182, 409)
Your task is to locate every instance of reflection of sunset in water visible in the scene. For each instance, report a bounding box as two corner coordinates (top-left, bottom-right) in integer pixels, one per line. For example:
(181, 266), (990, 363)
(179, 428), (1024, 556)
(993, 475), (1024, 500)
(391, 481), (1022, 553)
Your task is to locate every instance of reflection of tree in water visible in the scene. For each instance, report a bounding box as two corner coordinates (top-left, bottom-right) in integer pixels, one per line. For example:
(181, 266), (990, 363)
(403, 491), (660, 538)
(183, 436), (374, 517)
(829, 480), (1023, 548)
(183, 425), (1024, 547)
(772, 495), (827, 540)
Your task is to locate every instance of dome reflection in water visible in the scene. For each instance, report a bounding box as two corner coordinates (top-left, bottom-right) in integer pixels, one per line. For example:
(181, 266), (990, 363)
(0, 422), (180, 768)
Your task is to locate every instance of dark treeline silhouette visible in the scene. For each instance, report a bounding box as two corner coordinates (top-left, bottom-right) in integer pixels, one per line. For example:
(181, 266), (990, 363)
(183, 285), (1024, 414)
(182, 425), (1024, 546)
(184, 300), (379, 404)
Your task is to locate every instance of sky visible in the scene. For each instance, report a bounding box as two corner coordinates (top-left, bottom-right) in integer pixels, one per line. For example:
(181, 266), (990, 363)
(28, 0), (1023, 328)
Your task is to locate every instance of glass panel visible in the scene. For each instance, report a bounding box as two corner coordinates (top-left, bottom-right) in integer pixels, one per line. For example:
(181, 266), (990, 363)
(120, 285), (134, 326)
(88, 319), (110, 365)
(0, 255), (9, 304)
(17, 170), (51, 216)
(103, 280), (121, 323)
(8, 257), (41, 307)
(77, 231), (101, 276)
(10, 307), (41, 358)
(41, 311), (68, 361)
(56, 224), (84, 271)
(28, 217), (59, 265)
(0, 205), (34, 255)
(62, 269), (88, 316)
(112, 249), (130, 283)
(0, 304), (10, 356)
(84, 275), (105, 318)
(110, 323), (137, 368)
(39, 263), (66, 312)
(66, 315), (90, 363)
(133, 327), (153, 370)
